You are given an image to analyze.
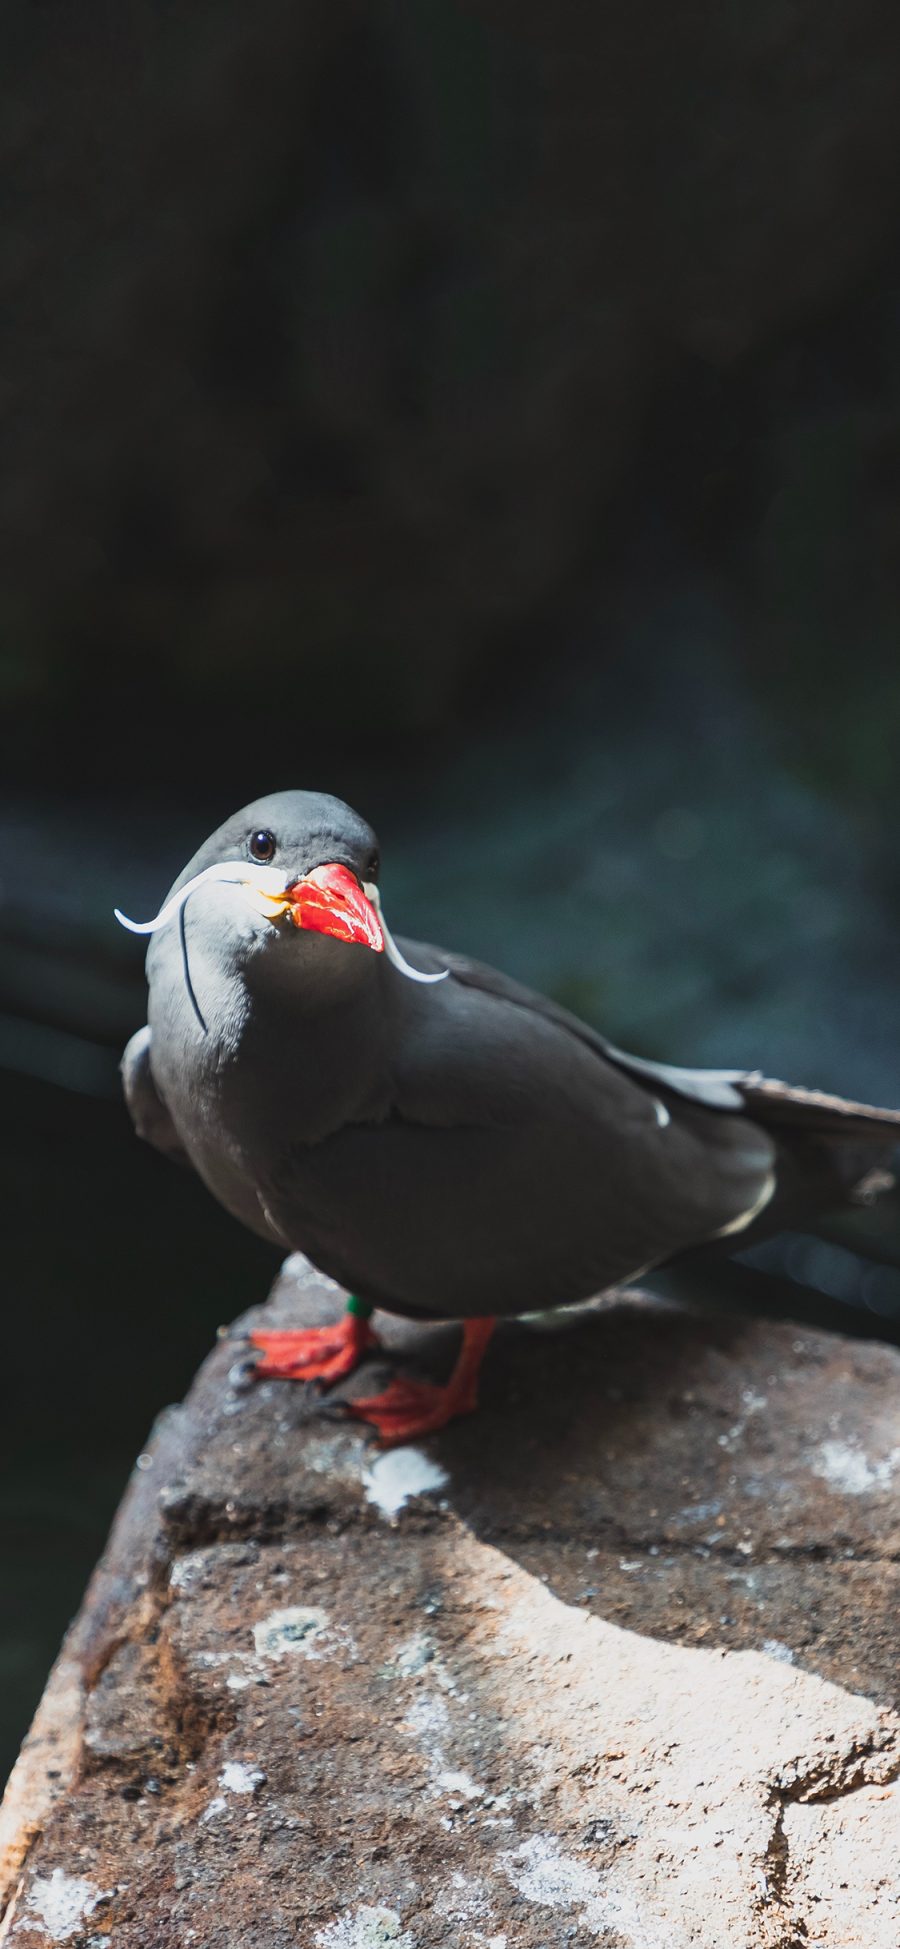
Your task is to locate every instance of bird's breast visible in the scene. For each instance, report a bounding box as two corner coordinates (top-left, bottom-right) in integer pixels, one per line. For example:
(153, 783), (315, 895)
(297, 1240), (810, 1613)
(147, 956), (391, 1242)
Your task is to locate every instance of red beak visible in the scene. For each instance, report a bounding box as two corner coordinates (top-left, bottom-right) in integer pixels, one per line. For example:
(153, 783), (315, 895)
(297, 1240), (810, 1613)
(286, 863), (384, 952)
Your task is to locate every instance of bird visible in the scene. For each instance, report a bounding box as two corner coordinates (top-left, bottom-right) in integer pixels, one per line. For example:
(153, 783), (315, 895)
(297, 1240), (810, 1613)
(119, 788), (900, 1446)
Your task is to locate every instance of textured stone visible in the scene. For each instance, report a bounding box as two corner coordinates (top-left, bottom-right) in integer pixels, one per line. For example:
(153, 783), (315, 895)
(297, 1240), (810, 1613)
(1, 1255), (898, 1946)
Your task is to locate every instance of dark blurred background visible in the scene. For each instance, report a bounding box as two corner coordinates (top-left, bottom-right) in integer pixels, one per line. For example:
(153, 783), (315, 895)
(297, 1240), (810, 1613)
(5, 0), (900, 1784)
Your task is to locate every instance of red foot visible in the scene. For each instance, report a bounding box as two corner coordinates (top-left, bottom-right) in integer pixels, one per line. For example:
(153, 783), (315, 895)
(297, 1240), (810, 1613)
(348, 1318), (496, 1447)
(348, 1375), (475, 1445)
(250, 1312), (378, 1385)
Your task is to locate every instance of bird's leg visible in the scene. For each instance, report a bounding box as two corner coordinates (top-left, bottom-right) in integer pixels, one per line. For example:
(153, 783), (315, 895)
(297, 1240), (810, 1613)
(348, 1317), (496, 1446)
(250, 1296), (379, 1384)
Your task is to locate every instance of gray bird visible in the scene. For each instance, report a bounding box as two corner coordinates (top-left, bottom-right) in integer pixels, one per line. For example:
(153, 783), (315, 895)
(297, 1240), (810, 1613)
(120, 789), (900, 1443)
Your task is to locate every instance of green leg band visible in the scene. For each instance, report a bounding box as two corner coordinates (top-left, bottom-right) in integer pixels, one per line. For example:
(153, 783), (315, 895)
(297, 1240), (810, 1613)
(346, 1294), (374, 1320)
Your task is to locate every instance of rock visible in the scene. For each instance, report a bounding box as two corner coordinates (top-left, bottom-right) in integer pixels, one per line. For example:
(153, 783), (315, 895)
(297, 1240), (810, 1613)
(1, 1255), (898, 1946)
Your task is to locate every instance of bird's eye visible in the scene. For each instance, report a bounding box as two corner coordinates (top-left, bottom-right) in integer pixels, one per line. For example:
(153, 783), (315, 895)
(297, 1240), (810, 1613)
(367, 851), (380, 880)
(249, 829), (276, 862)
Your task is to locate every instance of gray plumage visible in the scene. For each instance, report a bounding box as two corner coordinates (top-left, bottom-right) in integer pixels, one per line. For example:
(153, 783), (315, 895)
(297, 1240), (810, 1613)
(122, 790), (900, 1324)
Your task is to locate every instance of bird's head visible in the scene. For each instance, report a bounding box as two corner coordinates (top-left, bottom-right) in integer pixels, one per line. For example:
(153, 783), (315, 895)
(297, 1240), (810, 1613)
(116, 790), (445, 1012)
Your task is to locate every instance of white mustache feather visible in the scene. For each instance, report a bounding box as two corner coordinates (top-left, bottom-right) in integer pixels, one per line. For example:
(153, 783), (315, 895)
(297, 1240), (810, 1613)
(115, 862), (449, 986)
(114, 860), (289, 934)
(363, 884), (448, 985)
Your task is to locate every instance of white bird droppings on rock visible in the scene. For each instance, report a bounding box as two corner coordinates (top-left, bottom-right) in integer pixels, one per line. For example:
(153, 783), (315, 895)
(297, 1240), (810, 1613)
(501, 1834), (603, 1914)
(313, 1905), (414, 1947)
(168, 1550), (211, 1593)
(252, 1605), (328, 1660)
(218, 1761), (265, 1795)
(200, 1796), (228, 1823)
(762, 1638), (796, 1665)
(500, 1835), (654, 1943)
(433, 1768), (484, 1800)
(25, 1870), (106, 1940)
(362, 1447), (449, 1518)
(813, 1440), (900, 1495)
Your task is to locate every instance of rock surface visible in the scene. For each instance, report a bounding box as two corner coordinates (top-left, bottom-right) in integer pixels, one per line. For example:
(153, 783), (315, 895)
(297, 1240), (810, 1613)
(1, 1256), (898, 1947)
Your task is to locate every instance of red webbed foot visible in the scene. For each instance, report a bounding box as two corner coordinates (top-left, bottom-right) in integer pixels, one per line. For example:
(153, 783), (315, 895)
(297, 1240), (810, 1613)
(348, 1375), (469, 1445)
(348, 1318), (495, 1447)
(250, 1308), (378, 1385)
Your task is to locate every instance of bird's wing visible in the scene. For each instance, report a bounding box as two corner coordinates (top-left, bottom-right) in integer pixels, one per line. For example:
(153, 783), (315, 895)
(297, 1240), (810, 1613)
(266, 939), (776, 1320)
(410, 943), (900, 1132)
(400, 940), (749, 1108)
(121, 1025), (191, 1166)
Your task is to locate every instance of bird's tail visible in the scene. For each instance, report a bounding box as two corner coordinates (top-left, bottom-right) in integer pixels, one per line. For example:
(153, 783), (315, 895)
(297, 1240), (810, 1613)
(736, 1070), (900, 1143)
(656, 1074), (900, 1344)
(652, 1250), (900, 1347)
(734, 1072), (899, 1228)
